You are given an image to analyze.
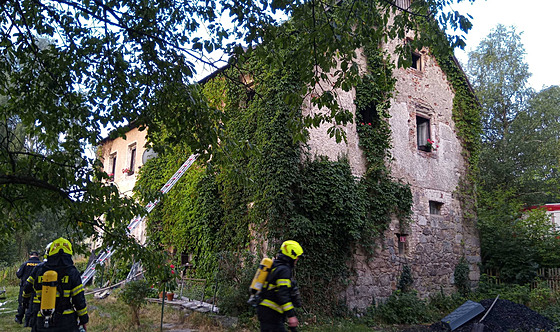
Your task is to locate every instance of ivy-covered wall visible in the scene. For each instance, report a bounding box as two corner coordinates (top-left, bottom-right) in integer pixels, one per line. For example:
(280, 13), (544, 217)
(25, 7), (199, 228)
(134, 15), (481, 316)
(300, 33), (481, 308)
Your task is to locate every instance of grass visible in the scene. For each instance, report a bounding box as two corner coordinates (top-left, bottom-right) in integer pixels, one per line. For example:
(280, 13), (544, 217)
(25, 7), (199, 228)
(0, 283), (408, 331)
(0, 283), (434, 332)
(0, 286), (21, 330)
(0, 285), (232, 332)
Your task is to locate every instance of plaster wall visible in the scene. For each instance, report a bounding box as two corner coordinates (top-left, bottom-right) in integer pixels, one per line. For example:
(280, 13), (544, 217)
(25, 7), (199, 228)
(98, 127), (149, 244)
(303, 45), (480, 310)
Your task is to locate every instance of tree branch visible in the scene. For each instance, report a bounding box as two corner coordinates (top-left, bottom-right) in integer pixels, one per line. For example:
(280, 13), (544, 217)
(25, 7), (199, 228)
(0, 174), (70, 199)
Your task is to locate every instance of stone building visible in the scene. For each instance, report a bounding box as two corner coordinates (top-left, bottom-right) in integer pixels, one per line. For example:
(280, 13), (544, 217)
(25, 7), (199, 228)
(95, 36), (481, 312)
(303, 44), (480, 308)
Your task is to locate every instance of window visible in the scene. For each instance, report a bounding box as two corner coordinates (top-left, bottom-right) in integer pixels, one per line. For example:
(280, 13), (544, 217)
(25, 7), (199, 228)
(128, 144), (137, 175)
(109, 153), (117, 179)
(358, 100), (380, 126)
(416, 116), (431, 151)
(395, 233), (408, 255)
(411, 51), (422, 70)
(429, 201), (443, 215)
(130, 147), (136, 174)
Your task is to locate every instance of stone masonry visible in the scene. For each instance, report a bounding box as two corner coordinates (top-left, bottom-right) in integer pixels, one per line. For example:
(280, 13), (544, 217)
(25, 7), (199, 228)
(302, 43), (481, 310)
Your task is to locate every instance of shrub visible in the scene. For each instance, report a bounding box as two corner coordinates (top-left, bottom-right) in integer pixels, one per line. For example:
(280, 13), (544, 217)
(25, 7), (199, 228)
(215, 252), (256, 317)
(365, 290), (432, 325)
(0, 265), (20, 286)
(539, 304), (560, 326)
(428, 289), (466, 316)
(475, 276), (531, 305)
(118, 279), (152, 326)
(454, 257), (470, 296)
(529, 282), (558, 311)
(397, 265), (413, 293)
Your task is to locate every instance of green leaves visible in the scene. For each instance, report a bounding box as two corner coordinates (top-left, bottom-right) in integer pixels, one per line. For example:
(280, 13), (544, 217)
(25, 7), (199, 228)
(1, 0), (476, 289)
(467, 25), (560, 205)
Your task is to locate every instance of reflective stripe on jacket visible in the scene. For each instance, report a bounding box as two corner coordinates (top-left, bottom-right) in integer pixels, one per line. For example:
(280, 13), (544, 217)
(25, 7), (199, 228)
(22, 255), (89, 324)
(258, 262), (296, 317)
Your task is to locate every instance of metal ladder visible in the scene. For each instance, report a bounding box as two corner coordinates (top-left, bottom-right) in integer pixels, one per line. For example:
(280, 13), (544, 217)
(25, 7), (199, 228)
(81, 153), (199, 285)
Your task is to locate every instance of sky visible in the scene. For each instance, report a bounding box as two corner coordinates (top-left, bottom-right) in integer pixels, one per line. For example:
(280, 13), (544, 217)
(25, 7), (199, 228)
(452, 0), (559, 90)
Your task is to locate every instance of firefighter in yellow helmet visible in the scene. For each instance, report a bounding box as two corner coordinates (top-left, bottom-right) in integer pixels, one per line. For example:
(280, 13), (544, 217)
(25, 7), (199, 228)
(257, 240), (303, 332)
(22, 238), (89, 332)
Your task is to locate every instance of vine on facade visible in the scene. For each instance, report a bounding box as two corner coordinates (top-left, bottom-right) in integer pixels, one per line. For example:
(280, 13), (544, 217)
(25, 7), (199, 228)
(134, 17), (480, 318)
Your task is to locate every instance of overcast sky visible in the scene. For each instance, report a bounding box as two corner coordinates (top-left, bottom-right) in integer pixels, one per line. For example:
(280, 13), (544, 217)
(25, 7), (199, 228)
(452, 0), (559, 90)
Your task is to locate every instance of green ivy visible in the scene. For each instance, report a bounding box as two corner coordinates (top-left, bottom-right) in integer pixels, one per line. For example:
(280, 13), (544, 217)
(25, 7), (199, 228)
(355, 44), (413, 242)
(454, 257), (471, 296)
(134, 19), (482, 318)
(433, 46), (483, 223)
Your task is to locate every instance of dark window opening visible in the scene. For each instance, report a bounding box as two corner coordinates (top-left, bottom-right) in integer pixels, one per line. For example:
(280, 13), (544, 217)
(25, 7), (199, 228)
(395, 233), (408, 255)
(416, 116), (431, 151)
(412, 52), (422, 70)
(110, 154), (117, 179)
(129, 147), (136, 175)
(247, 88), (256, 104)
(358, 102), (380, 126)
(429, 201), (443, 215)
(181, 252), (189, 266)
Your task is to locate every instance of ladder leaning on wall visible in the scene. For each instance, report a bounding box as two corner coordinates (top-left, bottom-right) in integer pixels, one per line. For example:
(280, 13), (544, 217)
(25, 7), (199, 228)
(80, 153), (199, 285)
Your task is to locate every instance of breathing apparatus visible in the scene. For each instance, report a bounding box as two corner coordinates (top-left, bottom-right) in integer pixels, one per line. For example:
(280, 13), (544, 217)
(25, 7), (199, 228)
(39, 237), (73, 328)
(247, 257), (273, 307)
(40, 270), (58, 328)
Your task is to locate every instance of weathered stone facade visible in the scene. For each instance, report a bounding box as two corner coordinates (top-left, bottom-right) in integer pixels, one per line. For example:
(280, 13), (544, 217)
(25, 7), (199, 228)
(303, 45), (480, 310)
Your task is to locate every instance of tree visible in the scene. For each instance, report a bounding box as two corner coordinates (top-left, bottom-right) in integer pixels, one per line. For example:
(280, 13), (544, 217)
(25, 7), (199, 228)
(467, 25), (533, 191)
(1, 0), (475, 253)
(469, 25), (560, 283)
(513, 86), (560, 204)
(467, 25), (560, 204)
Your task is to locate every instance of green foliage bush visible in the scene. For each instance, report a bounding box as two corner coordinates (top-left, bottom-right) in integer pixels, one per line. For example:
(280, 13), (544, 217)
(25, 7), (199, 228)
(397, 265), (414, 293)
(215, 252), (257, 317)
(539, 304), (560, 326)
(427, 289), (466, 316)
(528, 282), (558, 312)
(454, 257), (470, 296)
(118, 279), (153, 325)
(364, 290), (433, 325)
(477, 189), (560, 285)
(0, 265), (19, 286)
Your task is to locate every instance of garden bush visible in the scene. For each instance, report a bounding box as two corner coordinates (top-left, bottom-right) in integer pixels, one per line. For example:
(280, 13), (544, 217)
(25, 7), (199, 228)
(118, 279), (153, 326)
(215, 252), (257, 317)
(364, 290), (433, 325)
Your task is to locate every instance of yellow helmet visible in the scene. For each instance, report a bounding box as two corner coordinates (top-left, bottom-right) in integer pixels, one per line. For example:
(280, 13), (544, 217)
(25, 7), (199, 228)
(47, 238), (73, 256)
(280, 240), (303, 260)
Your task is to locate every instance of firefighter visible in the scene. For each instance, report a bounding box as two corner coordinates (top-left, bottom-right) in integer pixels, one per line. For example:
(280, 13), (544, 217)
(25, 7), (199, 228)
(15, 250), (41, 326)
(22, 237), (89, 332)
(257, 240), (304, 332)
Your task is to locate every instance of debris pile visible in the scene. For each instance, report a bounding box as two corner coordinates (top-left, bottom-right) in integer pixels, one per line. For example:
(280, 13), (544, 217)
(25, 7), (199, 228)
(428, 299), (555, 331)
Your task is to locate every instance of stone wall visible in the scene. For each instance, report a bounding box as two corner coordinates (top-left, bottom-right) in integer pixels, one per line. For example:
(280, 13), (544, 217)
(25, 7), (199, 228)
(303, 45), (480, 310)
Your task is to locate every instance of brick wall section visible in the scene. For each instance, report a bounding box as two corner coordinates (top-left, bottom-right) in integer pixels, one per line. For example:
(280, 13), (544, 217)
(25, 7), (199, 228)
(303, 46), (480, 310)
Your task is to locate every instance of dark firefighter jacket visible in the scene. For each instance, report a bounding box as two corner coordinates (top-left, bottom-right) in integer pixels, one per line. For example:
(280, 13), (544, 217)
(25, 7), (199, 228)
(16, 256), (42, 286)
(258, 254), (296, 318)
(22, 252), (88, 331)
